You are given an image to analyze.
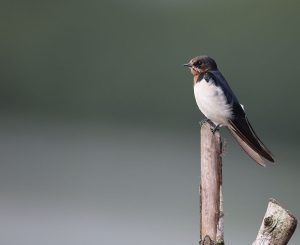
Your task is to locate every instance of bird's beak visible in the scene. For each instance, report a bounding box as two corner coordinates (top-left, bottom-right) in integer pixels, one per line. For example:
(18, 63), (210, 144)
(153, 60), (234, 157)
(183, 63), (192, 68)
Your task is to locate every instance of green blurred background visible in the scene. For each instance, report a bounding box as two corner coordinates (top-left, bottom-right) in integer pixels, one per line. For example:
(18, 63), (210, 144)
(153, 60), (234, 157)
(0, 0), (299, 244)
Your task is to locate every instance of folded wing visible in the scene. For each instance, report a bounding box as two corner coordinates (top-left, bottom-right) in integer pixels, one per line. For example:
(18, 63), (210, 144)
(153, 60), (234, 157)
(228, 117), (274, 166)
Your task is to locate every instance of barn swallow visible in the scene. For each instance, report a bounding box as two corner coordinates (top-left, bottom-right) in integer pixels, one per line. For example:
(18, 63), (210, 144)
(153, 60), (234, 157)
(184, 55), (274, 166)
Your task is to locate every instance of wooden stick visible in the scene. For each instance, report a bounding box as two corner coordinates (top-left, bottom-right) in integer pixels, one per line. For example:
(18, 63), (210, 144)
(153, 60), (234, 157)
(216, 184), (224, 244)
(200, 121), (223, 244)
(253, 198), (297, 245)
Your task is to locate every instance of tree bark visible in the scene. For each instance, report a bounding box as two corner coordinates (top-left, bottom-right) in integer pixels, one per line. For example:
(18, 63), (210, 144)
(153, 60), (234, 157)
(253, 198), (297, 245)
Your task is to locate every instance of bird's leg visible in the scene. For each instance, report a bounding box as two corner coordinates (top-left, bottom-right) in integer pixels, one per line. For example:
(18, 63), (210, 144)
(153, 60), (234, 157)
(199, 119), (220, 134)
(211, 124), (221, 134)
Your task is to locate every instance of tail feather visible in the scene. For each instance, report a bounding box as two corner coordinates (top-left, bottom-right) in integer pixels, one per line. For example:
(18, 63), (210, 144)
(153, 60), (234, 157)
(227, 117), (274, 166)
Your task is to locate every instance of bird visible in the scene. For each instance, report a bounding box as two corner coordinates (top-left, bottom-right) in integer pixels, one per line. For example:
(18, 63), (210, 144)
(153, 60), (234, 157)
(183, 55), (274, 166)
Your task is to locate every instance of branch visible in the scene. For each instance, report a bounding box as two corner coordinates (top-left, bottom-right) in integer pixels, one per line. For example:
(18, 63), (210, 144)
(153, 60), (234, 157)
(253, 198), (297, 245)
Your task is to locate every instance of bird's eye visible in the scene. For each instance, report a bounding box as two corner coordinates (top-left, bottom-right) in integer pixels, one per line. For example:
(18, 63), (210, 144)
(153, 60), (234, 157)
(195, 61), (202, 67)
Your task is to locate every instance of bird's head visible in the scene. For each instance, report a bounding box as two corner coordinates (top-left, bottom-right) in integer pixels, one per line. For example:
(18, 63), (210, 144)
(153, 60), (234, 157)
(183, 55), (218, 76)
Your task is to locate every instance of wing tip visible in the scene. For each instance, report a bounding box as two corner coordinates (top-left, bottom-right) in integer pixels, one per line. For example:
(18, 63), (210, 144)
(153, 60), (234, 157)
(227, 124), (275, 166)
(263, 151), (275, 163)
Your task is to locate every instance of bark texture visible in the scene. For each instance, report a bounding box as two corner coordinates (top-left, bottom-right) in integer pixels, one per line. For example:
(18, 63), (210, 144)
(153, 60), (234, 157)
(253, 198), (297, 245)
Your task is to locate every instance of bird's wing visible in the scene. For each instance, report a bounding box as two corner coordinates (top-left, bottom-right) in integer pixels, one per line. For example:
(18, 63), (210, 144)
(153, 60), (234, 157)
(228, 116), (274, 166)
(228, 125), (265, 166)
(208, 70), (274, 165)
(208, 70), (245, 117)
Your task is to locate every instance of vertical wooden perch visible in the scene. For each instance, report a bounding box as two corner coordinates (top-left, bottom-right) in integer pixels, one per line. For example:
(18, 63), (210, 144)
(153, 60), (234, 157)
(200, 121), (224, 245)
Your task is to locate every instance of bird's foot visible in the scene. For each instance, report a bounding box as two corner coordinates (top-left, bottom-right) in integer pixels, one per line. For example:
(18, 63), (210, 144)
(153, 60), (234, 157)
(199, 118), (211, 127)
(211, 124), (221, 134)
(199, 119), (220, 134)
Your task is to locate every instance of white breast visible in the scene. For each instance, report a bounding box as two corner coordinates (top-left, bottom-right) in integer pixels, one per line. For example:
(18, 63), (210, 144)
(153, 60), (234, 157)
(194, 78), (233, 125)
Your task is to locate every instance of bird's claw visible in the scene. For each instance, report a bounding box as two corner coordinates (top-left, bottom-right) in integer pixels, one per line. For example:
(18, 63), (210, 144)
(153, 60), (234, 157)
(199, 118), (215, 128)
(211, 124), (220, 134)
(199, 119), (220, 134)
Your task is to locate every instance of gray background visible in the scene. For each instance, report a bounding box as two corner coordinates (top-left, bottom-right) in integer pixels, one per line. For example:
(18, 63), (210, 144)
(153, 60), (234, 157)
(0, 0), (299, 244)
